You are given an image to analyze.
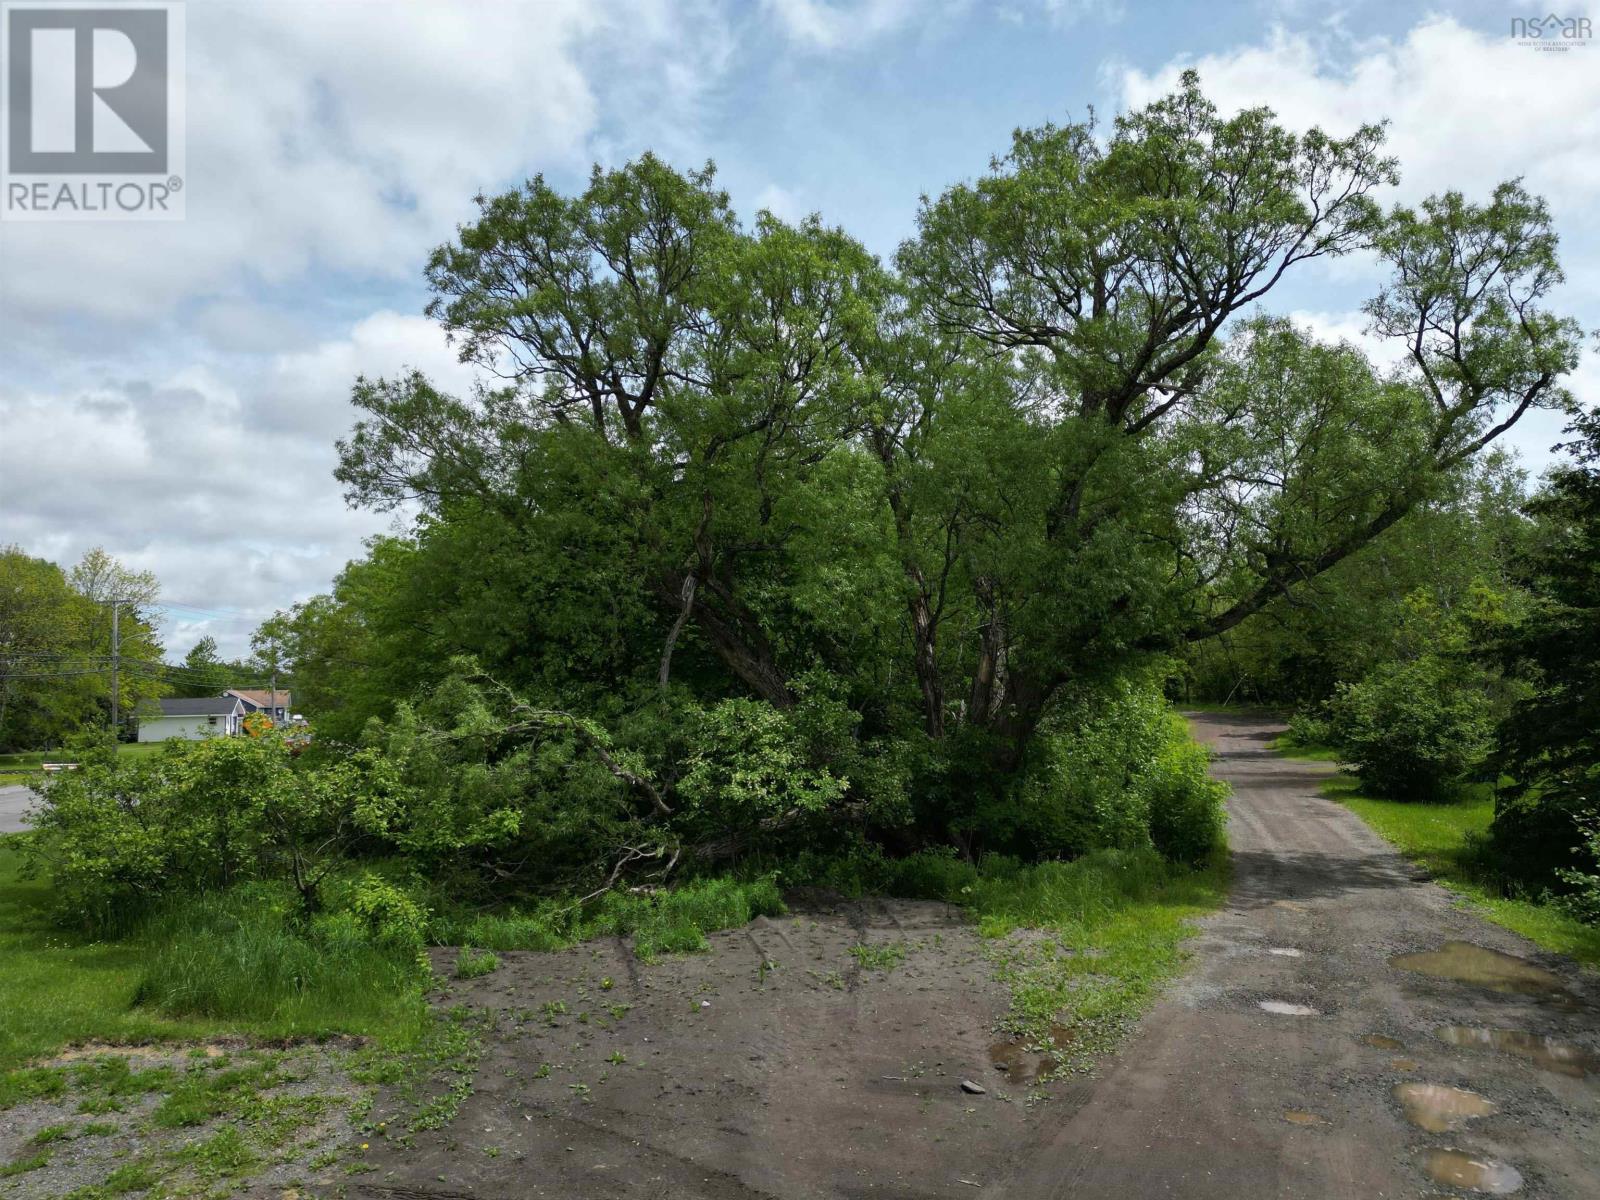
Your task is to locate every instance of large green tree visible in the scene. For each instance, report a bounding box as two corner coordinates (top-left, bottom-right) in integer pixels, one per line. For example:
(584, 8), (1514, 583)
(326, 76), (1579, 850)
(1487, 408), (1600, 888)
(0, 546), (165, 749)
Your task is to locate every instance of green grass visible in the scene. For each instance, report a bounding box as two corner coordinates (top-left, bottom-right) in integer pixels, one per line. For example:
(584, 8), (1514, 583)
(0, 743), (166, 787)
(0, 840), (217, 1068)
(1322, 775), (1600, 967)
(1270, 730), (1339, 762)
(453, 947), (500, 979)
(0, 841), (428, 1070)
(963, 848), (1230, 1056)
(134, 890), (430, 1040)
(438, 874), (787, 960)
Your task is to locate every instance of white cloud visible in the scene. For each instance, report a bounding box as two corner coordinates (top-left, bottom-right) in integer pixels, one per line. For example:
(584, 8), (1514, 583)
(1119, 12), (1600, 214)
(0, 312), (478, 657)
(0, 0), (731, 331)
(763, 0), (922, 51)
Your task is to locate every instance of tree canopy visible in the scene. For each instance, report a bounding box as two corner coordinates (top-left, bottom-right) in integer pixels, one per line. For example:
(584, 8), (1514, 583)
(297, 74), (1582, 864)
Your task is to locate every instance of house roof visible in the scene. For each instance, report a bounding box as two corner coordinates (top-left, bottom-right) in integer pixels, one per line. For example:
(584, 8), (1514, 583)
(157, 697), (243, 717)
(225, 689), (292, 709)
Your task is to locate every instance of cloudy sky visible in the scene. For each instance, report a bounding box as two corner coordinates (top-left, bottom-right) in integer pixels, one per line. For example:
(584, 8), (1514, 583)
(2, 0), (1597, 658)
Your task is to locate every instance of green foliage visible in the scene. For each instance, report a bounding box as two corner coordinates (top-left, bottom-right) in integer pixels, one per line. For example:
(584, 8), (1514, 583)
(972, 677), (1226, 863)
(1556, 817), (1600, 924)
(0, 546), (165, 751)
(453, 947), (499, 979)
(1328, 655), (1496, 801)
(321, 75), (1571, 866)
(678, 697), (848, 832)
(1285, 709), (1332, 749)
(338, 872), (431, 960)
(1182, 453), (1534, 705)
(26, 732), (404, 927)
(1483, 408), (1600, 903)
(134, 885), (427, 1031)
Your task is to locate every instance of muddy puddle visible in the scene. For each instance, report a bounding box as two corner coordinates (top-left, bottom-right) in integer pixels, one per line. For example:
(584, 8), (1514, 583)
(1420, 1148), (1523, 1194)
(989, 1024), (1073, 1081)
(1436, 1025), (1599, 1078)
(1394, 1082), (1496, 1132)
(1282, 1109), (1327, 1125)
(1361, 1034), (1404, 1051)
(1389, 942), (1570, 1000)
(1259, 1000), (1319, 1016)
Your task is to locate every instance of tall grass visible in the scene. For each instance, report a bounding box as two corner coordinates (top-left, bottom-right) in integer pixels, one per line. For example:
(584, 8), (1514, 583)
(135, 887), (427, 1040)
(435, 874), (786, 960)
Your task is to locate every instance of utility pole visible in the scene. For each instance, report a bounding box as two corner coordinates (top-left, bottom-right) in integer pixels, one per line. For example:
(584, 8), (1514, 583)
(109, 602), (120, 732)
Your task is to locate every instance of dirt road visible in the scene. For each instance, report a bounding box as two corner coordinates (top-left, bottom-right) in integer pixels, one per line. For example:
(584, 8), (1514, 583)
(999, 711), (1599, 1198)
(357, 712), (1598, 1199)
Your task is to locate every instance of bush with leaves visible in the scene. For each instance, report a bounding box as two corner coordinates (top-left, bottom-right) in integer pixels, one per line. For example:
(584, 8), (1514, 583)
(26, 732), (400, 928)
(1328, 655), (1496, 801)
(972, 675), (1226, 863)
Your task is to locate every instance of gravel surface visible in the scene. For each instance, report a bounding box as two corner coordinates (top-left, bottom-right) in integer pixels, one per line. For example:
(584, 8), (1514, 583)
(999, 711), (1599, 1199)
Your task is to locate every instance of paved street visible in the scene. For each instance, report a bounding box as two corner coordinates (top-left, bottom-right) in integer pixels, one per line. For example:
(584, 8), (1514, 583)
(0, 783), (37, 833)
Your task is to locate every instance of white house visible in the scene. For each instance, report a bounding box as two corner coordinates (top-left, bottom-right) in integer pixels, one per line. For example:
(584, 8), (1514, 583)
(136, 696), (247, 742)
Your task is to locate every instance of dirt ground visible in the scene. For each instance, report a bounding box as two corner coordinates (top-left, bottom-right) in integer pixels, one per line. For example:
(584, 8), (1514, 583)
(354, 894), (1077, 1200)
(352, 713), (1600, 1200)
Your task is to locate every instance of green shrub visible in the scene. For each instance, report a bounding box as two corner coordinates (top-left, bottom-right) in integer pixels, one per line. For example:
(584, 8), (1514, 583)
(1145, 718), (1229, 865)
(341, 873), (431, 959)
(1555, 810), (1600, 924)
(25, 734), (402, 928)
(1285, 708), (1332, 749)
(980, 680), (1227, 863)
(677, 699), (849, 835)
(1328, 655), (1495, 800)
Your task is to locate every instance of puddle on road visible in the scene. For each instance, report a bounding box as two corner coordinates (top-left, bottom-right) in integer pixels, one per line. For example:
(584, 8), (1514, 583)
(1389, 942), (1570, 1000)
(1259, 1000), (1319, 1016)
(1391, 1057), (1420, 1071)
(1436, 1026), (1599, 1078)
(1394, 1082), (1496, 1132)
(1361, 1034), (1405, 1051)
(989, 1024), (1074, 1081)
(1282, 1109), (1327, 1125)
(1420, 1149), (1523, 1194)
(1267, 947), (1304, 957)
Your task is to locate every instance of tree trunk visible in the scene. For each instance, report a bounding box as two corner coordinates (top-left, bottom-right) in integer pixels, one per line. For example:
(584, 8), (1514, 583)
(658, 571), (793, 708)
(908, 588), (944, 738)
